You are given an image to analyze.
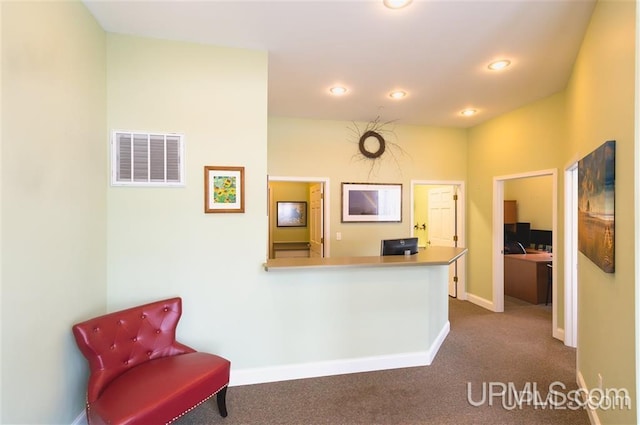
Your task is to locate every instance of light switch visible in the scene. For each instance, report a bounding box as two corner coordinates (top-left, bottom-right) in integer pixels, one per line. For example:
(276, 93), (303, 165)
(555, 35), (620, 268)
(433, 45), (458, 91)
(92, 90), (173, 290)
(336, 232), (342, 241)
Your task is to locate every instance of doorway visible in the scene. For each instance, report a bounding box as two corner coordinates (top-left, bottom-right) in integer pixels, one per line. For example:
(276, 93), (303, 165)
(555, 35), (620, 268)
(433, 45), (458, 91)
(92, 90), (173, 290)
(268, 176), (330, 259)
(411, 180), (466, 299)
(493, 169), (564, 341)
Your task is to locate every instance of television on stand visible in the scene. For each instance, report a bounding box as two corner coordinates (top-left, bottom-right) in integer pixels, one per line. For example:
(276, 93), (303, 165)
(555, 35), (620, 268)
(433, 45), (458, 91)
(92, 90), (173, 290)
(380, 237), (419, 256)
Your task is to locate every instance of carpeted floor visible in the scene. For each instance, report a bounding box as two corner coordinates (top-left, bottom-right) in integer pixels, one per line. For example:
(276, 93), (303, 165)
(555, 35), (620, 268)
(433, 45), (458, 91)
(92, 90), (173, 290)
(175, 297), (589, 424)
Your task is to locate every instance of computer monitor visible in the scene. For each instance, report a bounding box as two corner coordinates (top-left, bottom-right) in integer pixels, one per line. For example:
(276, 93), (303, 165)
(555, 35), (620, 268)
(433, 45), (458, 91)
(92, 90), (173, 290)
(380, 237), (419, 256)
(530, 229), (552, 249)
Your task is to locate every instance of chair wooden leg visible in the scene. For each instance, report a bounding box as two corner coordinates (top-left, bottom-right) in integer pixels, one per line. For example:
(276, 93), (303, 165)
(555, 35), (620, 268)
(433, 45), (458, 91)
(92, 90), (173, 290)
(216, 386), (228, 417)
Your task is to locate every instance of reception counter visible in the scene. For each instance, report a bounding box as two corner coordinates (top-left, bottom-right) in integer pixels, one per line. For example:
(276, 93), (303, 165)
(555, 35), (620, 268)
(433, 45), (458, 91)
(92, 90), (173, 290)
(264, 246), (467, 271)
(232, 247), (468, 386)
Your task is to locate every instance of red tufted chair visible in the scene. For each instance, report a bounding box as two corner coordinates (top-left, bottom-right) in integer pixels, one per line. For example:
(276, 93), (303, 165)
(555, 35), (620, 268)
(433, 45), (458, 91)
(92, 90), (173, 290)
(72, 297), (230, 425)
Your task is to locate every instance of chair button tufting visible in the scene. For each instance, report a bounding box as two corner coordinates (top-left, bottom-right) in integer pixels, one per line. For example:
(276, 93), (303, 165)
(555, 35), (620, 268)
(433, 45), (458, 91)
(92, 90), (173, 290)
(163, 307), (169, 312)
(141, 314), (147, 319)
(132, 337), (138, 342)
(155, 329), (161, 334)
(124, 360), (129, 365)
(147, 351), (152, 356)
(110, 345), (115, 350)
(93, 327), (99, 333)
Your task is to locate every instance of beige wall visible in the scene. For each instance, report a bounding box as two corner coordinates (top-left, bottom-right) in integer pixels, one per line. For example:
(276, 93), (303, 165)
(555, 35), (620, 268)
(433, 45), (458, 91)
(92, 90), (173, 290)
(1, 2), (107, 423)
(565, 2), (636, 423)
(268, 117), (468, 257)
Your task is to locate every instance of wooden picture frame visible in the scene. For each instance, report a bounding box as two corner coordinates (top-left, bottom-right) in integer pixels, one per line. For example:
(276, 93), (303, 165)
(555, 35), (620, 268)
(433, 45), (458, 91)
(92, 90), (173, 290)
(341, 182), (402, 222)
(204, 166), (245, 213)
(277, 201), (307, 227)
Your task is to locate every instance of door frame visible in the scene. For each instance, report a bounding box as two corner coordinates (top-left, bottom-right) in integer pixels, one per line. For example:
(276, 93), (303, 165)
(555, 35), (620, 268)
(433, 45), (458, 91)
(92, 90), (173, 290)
(492, 169), (562, 341)
(411, 180), (466, 300)
(564, 163), (578, 348)
(268, 176), (331, 257)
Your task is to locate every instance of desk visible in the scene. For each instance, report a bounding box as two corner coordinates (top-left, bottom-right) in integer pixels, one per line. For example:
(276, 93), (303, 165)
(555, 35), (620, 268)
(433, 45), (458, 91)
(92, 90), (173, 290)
(504, 252), (552, 304)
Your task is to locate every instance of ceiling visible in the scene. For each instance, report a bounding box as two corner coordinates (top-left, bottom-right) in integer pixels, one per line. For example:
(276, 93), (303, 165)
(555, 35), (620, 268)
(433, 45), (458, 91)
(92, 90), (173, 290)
(83, 0), (596, 128)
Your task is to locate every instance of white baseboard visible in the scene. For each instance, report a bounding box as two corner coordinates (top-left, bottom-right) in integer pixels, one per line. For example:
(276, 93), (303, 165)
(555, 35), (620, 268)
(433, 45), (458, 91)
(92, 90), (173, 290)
(577, 369), (601, 425)
(230, 321), (451, 387)
(466, 293), (495, 311)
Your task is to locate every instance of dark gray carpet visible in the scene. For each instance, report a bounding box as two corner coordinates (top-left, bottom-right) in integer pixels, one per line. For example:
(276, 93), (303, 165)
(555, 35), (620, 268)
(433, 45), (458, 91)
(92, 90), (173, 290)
(175, 297), (588, 424)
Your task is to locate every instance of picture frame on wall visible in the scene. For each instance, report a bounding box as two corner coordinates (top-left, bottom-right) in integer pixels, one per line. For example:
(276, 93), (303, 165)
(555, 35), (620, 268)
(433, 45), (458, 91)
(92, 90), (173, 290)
(204, 166), (245, 213)
(276, 201), (307, 227)
(341, 182), (402, 223)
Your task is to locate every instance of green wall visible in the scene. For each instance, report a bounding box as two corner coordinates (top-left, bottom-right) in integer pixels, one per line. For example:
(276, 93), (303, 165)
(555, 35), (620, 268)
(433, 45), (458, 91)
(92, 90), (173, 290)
(1, 2), (107, 423)
(1, 2), (637, 424)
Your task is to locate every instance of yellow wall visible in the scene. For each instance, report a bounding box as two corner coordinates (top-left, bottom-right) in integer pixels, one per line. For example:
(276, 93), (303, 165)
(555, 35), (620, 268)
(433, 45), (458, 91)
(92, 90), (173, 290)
(467, 93), (566, 301)
(565, 2), (636, 423)
(504, 175), (553, 230)
(1, 2), (107, 423)
(468, 2), (636, 423)
(268, 117), (468, 257)
(269, 181), (310, 245)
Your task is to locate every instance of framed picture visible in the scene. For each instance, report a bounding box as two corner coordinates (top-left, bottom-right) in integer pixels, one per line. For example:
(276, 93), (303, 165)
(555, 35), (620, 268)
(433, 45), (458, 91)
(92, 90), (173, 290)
(204, 166), (245, 213)
(578, 140), (615, 273)
(341, 182), (402, 222)
(277, 201), (307, 227)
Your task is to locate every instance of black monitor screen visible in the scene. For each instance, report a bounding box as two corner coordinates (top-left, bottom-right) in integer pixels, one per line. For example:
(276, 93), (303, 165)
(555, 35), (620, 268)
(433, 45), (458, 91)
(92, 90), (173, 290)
(380, 237), (419, 256)
(530, 229), (552, 247)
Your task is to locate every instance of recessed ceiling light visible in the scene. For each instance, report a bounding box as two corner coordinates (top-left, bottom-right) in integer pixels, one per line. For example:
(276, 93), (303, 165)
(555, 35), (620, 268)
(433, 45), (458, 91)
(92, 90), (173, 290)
(383, 0), (413, 9)
(389, 90), (407, 99)
(329, 86), (348, 96)
(460, 109), (477, 117)
(488, 60), (511, 71)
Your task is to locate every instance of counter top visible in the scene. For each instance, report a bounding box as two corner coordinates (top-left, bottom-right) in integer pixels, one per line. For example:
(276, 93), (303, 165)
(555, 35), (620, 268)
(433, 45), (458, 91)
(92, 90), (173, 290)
(263, 246), (468, 271)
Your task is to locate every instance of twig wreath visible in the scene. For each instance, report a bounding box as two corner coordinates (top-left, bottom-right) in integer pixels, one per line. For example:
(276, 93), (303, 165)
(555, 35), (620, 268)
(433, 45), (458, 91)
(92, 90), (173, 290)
(348, 116), (408, 178)
(359, 130), (386, 159)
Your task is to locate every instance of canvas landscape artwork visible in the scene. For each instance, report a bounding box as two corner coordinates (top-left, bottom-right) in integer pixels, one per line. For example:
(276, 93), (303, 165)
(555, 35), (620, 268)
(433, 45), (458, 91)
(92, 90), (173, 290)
(577, 140), (615, 273)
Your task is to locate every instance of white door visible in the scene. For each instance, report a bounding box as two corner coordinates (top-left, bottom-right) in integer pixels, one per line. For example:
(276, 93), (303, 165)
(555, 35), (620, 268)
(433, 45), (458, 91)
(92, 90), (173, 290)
(309, 183), (324, 258)
(428, 186), (457, 296)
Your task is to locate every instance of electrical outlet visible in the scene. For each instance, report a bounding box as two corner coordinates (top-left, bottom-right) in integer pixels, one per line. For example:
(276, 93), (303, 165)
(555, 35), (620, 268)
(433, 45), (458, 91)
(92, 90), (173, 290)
(336, 232), (342, 241)
(598, 373), (603, 390)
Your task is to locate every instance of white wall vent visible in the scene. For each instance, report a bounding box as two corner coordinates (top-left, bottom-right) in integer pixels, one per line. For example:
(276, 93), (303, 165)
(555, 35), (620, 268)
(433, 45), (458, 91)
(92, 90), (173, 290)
(111, 131), (185, 186)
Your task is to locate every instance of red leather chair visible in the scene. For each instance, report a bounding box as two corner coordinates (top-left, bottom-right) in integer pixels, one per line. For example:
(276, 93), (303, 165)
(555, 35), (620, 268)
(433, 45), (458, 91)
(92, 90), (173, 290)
(72, 297), (230, 425)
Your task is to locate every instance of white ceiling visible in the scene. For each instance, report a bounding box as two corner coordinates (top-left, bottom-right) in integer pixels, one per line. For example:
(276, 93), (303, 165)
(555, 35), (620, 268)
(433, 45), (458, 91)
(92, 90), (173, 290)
(83, 0), (596, 128)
